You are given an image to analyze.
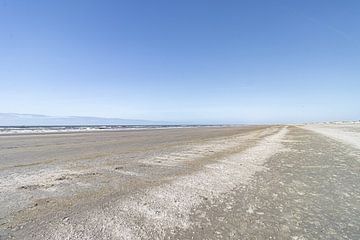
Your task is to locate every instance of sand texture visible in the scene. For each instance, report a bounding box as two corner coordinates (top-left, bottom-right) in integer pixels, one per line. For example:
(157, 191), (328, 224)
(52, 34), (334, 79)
(0, 125), (359, 239)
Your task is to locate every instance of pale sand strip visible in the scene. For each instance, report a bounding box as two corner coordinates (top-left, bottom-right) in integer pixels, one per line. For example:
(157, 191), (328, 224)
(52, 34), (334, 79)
(47, 127), (288, 240)
(302, 125), (360, 150)
(0, 127), (274, 222)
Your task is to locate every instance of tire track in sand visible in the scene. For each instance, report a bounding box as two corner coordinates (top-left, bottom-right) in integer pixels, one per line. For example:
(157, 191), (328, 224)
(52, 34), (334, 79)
(24, 127), (289, 240)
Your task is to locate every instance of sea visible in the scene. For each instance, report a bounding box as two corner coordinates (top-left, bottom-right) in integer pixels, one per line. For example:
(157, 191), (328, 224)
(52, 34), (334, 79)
(0, 125), (220, 135)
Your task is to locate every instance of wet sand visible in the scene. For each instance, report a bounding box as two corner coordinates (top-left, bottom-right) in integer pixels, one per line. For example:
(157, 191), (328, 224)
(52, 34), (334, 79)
(0, 125), (359, 239)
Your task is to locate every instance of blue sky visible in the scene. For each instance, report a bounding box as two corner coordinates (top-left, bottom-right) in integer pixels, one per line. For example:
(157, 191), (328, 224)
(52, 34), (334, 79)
(1, 0), (359, 123)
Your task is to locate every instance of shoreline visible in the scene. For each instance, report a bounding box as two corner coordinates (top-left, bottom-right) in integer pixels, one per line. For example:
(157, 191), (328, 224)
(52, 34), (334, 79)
(0, 124), (238, 136)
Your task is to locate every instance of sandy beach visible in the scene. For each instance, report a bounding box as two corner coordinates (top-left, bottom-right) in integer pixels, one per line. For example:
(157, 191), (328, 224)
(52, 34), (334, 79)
(0, 124), (359, 239)
(2, 0), (359, 238)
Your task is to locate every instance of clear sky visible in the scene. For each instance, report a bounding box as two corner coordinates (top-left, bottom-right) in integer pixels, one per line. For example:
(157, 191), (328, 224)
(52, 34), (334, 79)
(1, 0), (359, 124)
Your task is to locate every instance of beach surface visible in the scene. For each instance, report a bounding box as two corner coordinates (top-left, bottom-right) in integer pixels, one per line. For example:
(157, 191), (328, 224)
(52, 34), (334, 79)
(0, 124), (359, 239)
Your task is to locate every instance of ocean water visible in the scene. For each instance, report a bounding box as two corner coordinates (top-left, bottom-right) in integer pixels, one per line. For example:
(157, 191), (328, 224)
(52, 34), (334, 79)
(0, 125), (218, 135)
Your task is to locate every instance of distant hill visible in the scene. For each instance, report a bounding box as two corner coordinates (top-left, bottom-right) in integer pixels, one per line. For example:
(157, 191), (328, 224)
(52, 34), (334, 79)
(0, 113), (165, 126)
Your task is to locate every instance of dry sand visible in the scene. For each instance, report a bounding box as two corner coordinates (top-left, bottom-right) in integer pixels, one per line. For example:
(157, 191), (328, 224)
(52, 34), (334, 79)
(0, 125), (359, 239)
(302, 123), (360, 150)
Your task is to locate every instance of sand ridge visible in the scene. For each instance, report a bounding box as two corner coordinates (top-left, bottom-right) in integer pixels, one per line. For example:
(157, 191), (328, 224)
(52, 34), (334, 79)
(32, 127), (288, 239)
